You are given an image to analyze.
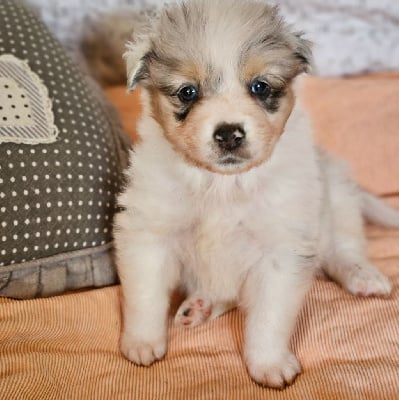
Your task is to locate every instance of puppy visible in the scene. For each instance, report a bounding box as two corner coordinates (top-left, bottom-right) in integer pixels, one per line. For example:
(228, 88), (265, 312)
(114, 0), (399, 389)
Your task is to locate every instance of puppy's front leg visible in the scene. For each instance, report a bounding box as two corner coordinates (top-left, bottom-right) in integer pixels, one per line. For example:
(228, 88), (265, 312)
(116, 231), (176, 367)
(242, 251), (314, 389)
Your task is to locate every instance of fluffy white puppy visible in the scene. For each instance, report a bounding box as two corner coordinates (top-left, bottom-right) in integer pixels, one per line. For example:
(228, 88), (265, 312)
(114, 0), (399, 388)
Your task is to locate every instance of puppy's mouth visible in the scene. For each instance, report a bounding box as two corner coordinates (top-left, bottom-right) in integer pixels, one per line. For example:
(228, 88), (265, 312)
(210, 154), (255, 174)
(218, 155), (244, 165)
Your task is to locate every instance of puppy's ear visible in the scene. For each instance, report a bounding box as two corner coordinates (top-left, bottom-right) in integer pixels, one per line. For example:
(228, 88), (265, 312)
(124, 37), (152, 91)
(124, 11), (158, 91)
(293, 32), (313, 74)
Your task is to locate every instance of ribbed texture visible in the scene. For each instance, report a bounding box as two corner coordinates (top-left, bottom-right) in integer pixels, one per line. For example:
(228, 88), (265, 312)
(1, 209), (399, 399)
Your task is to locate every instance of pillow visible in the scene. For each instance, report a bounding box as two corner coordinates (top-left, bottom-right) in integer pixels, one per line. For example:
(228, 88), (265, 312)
(0, 1), (130, 299)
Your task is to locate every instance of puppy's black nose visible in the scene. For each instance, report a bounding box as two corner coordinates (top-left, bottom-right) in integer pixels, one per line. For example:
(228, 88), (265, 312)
(213, 123), (246, 151)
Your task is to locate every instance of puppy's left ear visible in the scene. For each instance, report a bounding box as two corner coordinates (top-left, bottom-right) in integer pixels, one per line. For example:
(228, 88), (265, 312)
(293, 32), (313, 74)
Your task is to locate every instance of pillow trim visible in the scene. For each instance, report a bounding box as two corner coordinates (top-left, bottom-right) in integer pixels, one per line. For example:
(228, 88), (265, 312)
(0, 242), (119, 299)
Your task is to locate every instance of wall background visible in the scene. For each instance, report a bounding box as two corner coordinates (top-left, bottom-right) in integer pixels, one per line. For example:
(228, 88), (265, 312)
(26, 0), (399, 77)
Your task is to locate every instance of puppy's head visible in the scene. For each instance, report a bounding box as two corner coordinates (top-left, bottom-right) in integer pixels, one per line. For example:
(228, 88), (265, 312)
(125, 0), (312, 174)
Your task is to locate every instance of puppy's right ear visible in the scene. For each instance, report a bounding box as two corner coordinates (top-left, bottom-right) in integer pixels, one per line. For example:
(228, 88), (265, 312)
(124, 9), (159, 91)
(124, 34), (152, 91)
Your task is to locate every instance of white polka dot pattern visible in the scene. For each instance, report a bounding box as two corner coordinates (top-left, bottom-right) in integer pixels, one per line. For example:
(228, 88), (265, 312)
(0, 76), (34, 128)
(0, 54), (59, 143)
(0, 0), (129, 297)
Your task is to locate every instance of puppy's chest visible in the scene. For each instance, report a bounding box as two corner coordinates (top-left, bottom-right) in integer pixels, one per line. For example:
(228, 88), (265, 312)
(176, 199), (266, 271)
(179, 181), (272, 250)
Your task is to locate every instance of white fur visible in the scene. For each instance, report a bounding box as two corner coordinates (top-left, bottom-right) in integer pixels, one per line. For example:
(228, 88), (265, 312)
(114, 84), (394, 387)
(114, 1), (397, 388)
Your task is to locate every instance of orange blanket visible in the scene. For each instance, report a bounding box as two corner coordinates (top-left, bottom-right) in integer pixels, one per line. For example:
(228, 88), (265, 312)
(1, 76), (399, 399)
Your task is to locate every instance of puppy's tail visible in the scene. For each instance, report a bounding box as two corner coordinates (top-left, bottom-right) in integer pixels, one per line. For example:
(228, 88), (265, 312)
(361, 190), (399, 228)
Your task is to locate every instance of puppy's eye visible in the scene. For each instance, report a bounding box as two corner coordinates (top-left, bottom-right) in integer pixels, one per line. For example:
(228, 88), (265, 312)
(177, 85), (198, 103)
(250, 80), (271, 98)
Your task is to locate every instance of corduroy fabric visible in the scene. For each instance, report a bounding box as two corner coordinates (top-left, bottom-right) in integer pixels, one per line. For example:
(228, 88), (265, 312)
(1, 207), (399, 399)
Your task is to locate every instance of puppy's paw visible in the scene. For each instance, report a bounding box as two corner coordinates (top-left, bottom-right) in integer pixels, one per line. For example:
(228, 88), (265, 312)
(344, 264), (392, 297)
(120, 331), (167, 366)
(175, 297), (212, 328)
(246, 350), (301, 389)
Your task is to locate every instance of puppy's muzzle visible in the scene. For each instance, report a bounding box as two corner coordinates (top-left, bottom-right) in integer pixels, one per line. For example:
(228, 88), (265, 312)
(213, 123), (246, 152)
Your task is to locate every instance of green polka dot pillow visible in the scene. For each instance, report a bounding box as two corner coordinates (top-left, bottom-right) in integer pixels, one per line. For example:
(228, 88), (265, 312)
(0, 1), (129, 298)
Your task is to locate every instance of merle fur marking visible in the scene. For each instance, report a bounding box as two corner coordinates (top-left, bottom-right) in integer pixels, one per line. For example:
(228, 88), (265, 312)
(174, 108), (191, 122)
(259, 87), (286, 113)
